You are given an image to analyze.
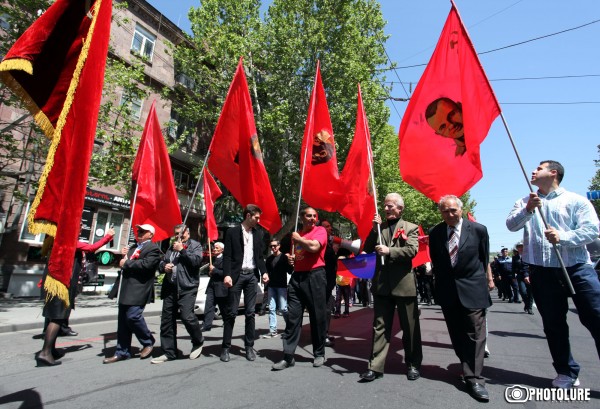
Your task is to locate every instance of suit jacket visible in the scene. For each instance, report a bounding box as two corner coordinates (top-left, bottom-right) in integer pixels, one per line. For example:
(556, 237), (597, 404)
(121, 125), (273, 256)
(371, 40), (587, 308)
(223, 224), (267, 284)
(119, 241), (161, 305)
(159, 238), (203, 295)
(363, 219), (419, 297)
(207, 255), (228, 298)
(429, 219), (491, 309)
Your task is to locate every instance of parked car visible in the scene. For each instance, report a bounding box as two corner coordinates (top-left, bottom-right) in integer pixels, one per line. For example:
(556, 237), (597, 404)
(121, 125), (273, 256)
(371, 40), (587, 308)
(194, 269), (264, 316)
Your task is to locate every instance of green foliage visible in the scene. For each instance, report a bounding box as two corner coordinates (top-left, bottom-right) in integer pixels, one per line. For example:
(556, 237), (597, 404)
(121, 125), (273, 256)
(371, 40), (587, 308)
(166, 0), (479, 235)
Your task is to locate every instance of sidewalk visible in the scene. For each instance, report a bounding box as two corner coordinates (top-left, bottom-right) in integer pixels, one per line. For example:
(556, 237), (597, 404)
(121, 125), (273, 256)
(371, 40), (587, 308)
(0, 293), (163, 334)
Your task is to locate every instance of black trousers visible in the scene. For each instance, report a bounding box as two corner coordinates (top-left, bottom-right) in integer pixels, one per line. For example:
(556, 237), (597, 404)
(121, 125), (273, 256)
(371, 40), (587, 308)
(222, 273), (257, 348)
(282, 267), (327, 358)
(203, 286), (228, 330)
(441, 304), (487, 385)
(159, 288), (203, 359)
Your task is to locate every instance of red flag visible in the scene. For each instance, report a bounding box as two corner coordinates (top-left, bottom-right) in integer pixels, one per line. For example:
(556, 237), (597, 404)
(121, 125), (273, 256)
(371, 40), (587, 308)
(0, 0), (112, 305)
(339, 84), (376, 245)
(399, 2), (501, 202)
(300, 61), (342, 212)
(203, 168), (222, 241)
(412, 225), (432, 267)
(132, 100), (182, 242)
(467, 212), (476, 222)
(207, 57), (282, 233)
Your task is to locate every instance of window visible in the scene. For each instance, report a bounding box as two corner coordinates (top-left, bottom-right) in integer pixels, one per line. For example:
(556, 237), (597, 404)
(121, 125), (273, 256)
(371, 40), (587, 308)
(131, 23), (156, 61)
(0, 14), (10, 31)
(19, 203), (45, 244)
(173, 169), (190, 190)
(93, 211), (124, 250)
(119, 92), (143, 120)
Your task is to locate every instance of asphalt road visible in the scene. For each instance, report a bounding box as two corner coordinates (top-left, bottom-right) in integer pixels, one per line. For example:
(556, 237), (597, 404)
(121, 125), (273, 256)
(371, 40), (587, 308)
(0, 295), (598, 409)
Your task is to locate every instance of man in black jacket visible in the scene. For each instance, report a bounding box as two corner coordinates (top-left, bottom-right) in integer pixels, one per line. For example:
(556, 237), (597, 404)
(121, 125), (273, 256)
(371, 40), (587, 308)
(152, 224), (204, 364)
(202, 242), (227, 331)
(220, 204), (267, 362)
(104, 224), (161, 364)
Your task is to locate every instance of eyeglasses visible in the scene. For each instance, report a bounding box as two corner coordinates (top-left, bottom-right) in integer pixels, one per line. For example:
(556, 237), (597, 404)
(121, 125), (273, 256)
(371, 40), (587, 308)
(270, 244), (279, 248)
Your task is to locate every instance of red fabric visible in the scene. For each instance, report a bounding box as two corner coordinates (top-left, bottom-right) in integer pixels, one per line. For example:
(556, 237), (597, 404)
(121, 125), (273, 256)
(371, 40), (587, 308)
(207, 58), (282, 233)
(0, 0), (112, 297)
(76, 234), (113, 253)
(293, 226), (327, 271)
(467, 212), (476, 222)
(203, 168), (222, 241)
(132, 100), (182, 242)
(398, 3), (501, 202)
(339, 85), (376, 247)
(412, 225), (431, 267)
(300, 62), (342, 212)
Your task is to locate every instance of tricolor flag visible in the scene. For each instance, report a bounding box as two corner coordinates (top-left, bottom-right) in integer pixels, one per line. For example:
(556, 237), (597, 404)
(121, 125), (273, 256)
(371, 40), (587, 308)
(131, 100), (182, 243)
(336, 253), (376, 279)
(0, 0), (112, 306)
(399, 1), (501, 202)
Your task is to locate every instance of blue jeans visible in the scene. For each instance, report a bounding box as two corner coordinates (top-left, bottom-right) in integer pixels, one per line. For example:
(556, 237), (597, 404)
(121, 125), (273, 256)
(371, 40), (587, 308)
(529, 263), (600, 378)
(268, 287), (288, 333)
(116, 305), (154, 358)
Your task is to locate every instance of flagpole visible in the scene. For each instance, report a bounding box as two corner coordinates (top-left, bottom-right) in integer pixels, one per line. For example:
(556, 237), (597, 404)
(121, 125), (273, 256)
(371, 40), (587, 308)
(365, 121), (385, 266)
(182, 150), (211, 228)
(117, 183), (140, 304)
(207, 235), (213, 267)
(499, 112), (574, 295)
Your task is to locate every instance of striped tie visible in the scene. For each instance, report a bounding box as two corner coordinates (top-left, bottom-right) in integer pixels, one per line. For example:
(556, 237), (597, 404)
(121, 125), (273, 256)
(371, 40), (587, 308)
(449, 227), (458, 267)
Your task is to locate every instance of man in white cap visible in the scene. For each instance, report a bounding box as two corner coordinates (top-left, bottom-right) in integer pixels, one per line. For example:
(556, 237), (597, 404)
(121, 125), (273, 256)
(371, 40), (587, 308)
(103, 224), (161, 364)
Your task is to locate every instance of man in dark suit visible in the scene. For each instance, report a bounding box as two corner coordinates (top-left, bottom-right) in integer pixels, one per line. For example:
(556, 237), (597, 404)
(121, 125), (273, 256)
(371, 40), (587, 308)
(359, 193), (422, 382)
(202, 242), (227, 331)
(152, 224), (204, 364)
(429, 195), (494, 401)
(104, 224), (161, 364)
(220, 204), (267, 362)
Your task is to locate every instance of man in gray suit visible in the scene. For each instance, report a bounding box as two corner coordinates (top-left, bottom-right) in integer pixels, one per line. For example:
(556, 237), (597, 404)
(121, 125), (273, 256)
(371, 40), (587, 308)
(359, 193), (422, 382)
(429, 195), (494, 402)
(103, 224), (161, 364)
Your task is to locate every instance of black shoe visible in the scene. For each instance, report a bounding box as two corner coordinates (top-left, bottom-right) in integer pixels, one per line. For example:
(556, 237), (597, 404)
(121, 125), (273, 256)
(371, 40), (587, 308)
(220, 348), (230, 362)
(245, 347), (256, 361)
(468, 383), (489, 402)
(60, 329), (78, 337)
(324, 337), (335, 347)
(484, 350), (490, 358)
(201, 326), (211, 332)
(36, 356), (62, 367)
(52, 348), (65, 360)
(359, 370), (383, 382)
(407, 366), (420, 381)
(272, 358), (295, 370)
(527, 309), (534, 315)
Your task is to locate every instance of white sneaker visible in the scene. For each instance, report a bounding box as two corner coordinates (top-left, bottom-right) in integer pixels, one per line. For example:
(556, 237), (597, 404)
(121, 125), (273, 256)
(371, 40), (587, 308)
(552, 374), (580, 388)
(189, 345), (203, 360)
(151, 355), (171, 364)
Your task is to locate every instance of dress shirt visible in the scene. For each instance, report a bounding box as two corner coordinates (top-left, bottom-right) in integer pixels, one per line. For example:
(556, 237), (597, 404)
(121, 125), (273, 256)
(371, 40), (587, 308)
(241, 227), (255, 270)
(506, 187), (599, 267)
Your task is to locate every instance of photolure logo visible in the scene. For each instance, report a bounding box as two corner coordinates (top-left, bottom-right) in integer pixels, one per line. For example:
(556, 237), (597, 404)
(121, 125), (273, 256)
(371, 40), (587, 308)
(505, 385), (590, 404)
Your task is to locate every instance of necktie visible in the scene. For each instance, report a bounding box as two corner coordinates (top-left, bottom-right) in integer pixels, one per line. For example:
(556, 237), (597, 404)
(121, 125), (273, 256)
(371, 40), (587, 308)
(449, 227), (458, 267)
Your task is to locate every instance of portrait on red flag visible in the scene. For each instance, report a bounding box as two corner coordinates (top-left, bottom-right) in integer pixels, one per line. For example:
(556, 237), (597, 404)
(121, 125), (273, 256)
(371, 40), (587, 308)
(398, 3), (500, 202)
(425, 97), (465, 156)
(311, 129), (335, 165)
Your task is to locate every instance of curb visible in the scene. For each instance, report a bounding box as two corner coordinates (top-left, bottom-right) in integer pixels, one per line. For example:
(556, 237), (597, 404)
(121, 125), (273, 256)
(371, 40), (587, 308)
(0, 310), (163, 335)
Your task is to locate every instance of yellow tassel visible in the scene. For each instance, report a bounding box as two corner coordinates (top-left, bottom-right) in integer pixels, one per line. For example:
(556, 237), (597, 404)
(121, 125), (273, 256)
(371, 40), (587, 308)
(44, 275), (70, 309)
(28, 0), (103, 235)
(0, 72), (54, 140)
(0, 58), (33, 75)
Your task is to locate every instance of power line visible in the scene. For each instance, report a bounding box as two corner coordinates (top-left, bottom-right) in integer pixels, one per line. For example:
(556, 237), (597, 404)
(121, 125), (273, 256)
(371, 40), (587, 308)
(392, 18), (600, 70)
(381, 73), (600, 84)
